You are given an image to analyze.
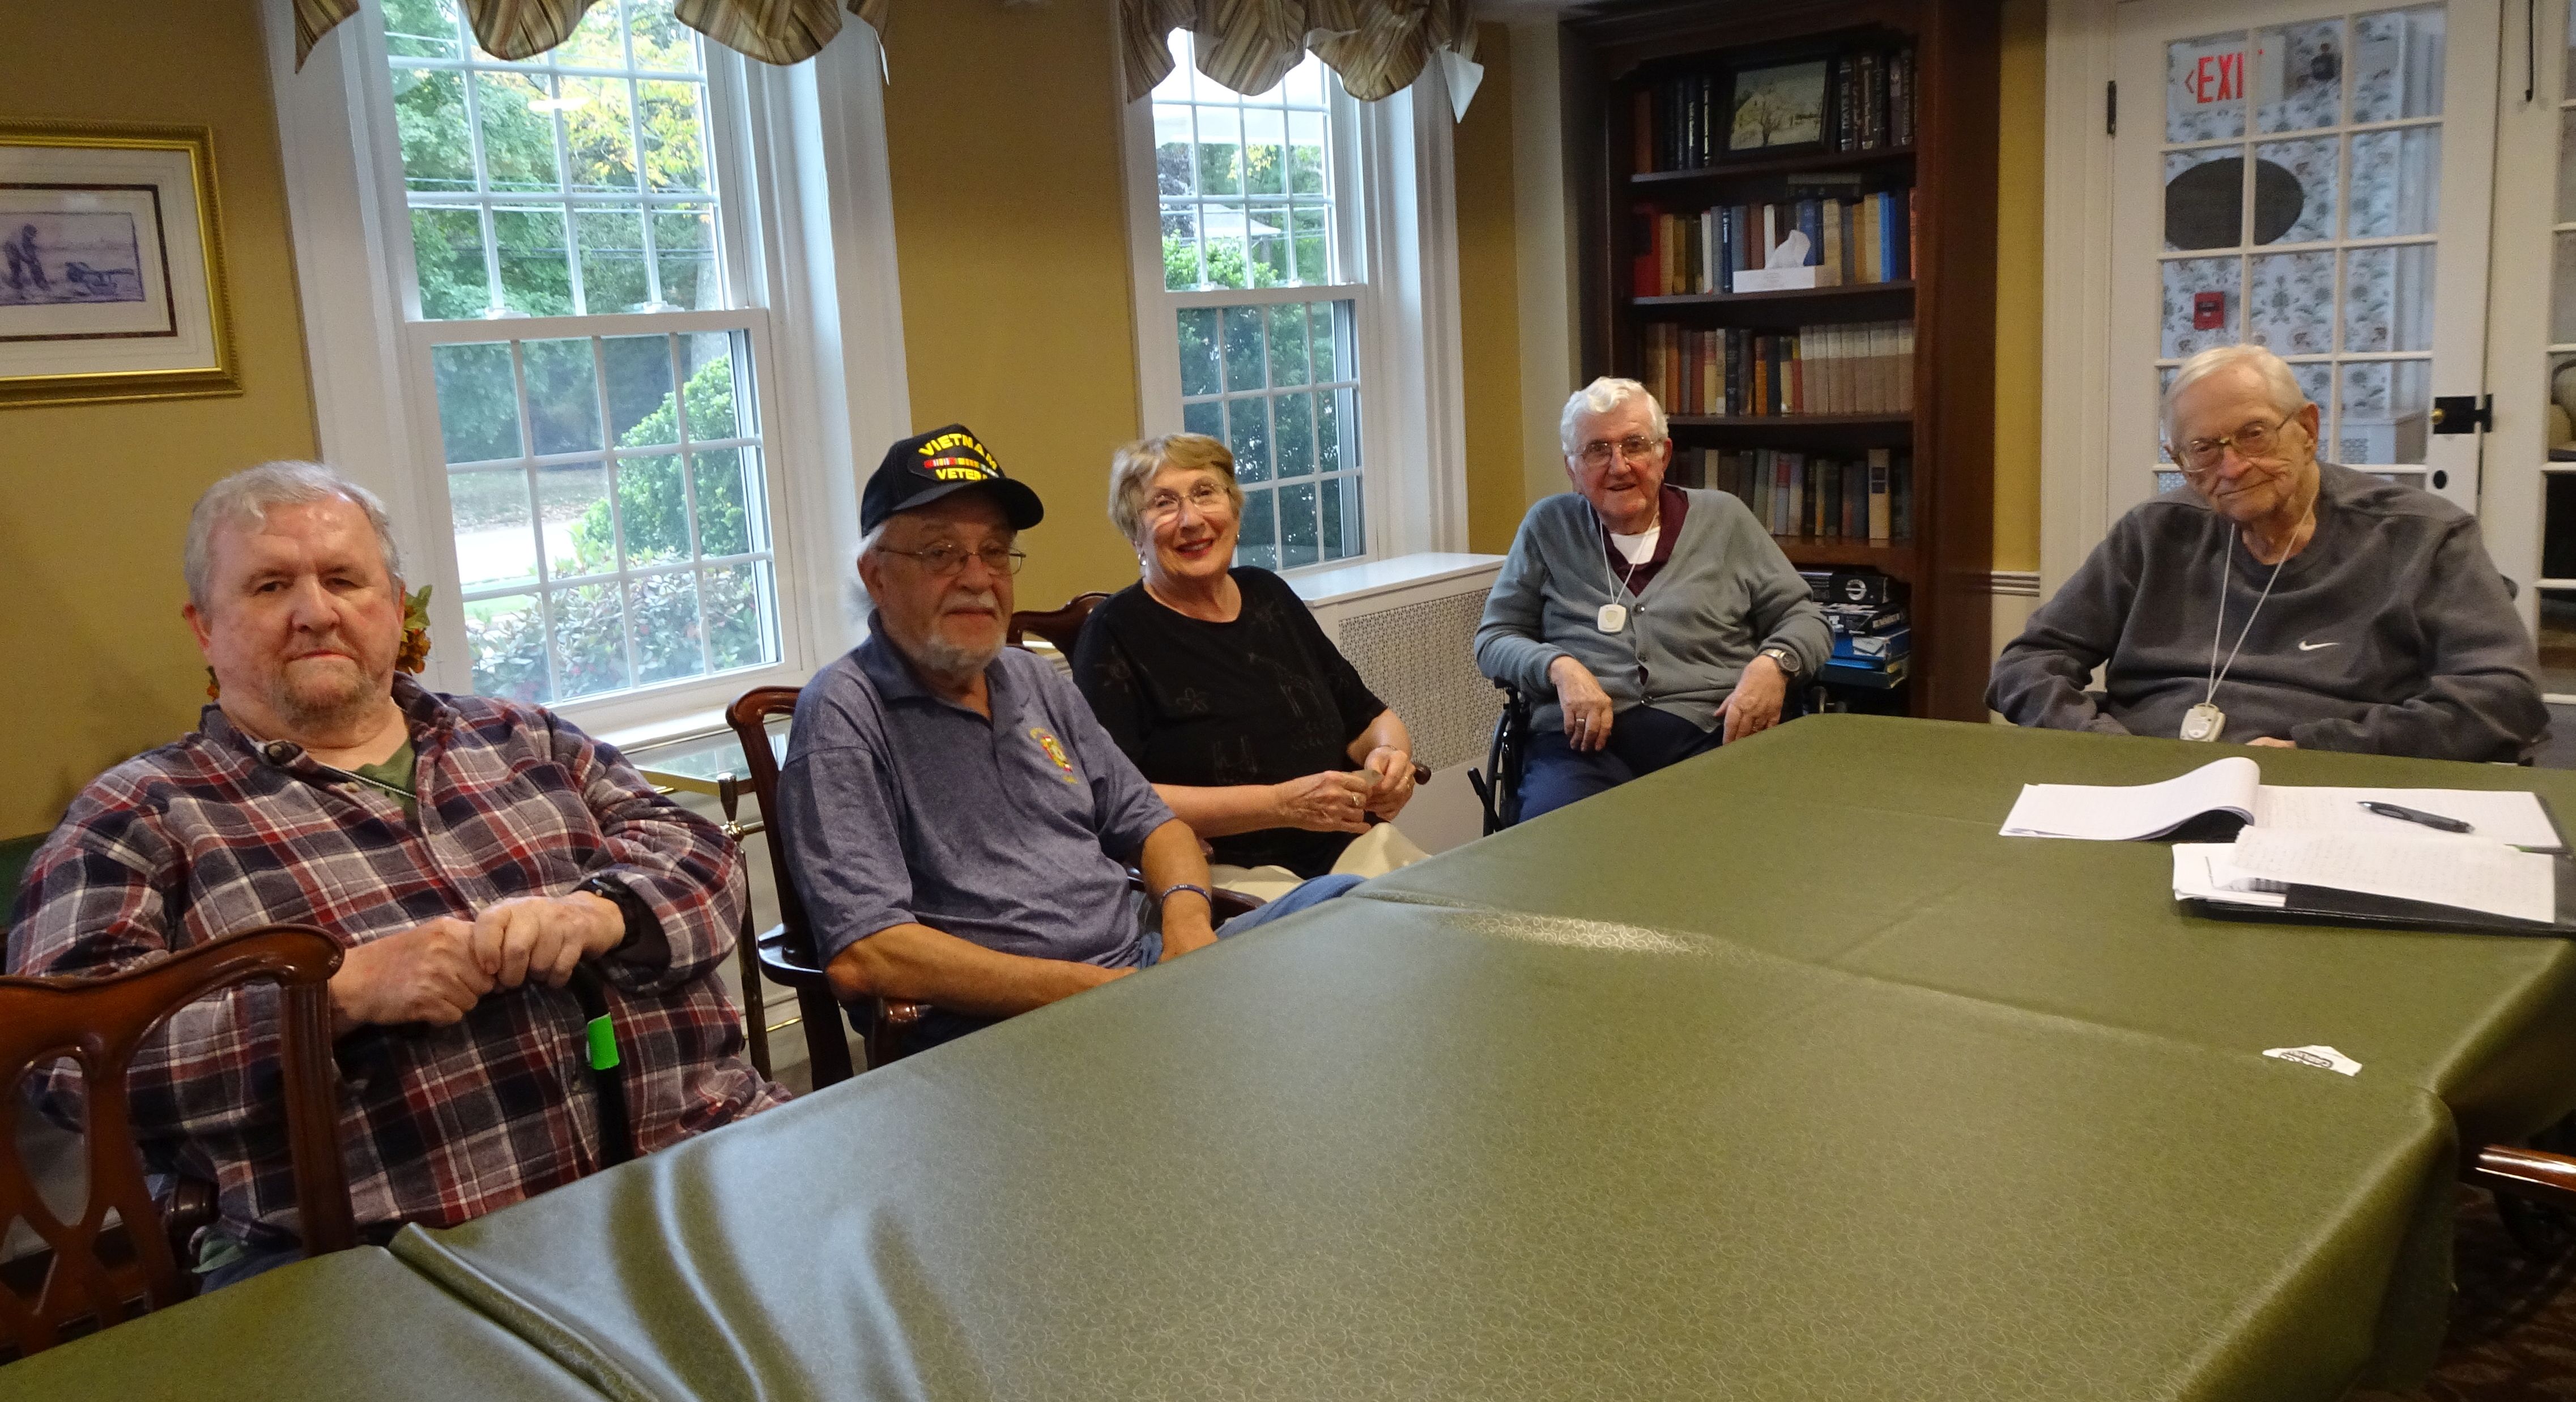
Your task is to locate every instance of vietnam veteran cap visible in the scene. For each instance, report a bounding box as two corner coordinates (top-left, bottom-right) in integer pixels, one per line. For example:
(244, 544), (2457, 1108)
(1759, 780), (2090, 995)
(861, 424), (1045, 533)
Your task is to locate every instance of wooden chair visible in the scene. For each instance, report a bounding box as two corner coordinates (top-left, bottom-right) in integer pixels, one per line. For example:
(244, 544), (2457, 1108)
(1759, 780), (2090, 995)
(2471, 1117), (2576, 1257)
(0, 925), (352, 1357)
(1008, 591), (1113, 654)
(725, 686), (908, 1088)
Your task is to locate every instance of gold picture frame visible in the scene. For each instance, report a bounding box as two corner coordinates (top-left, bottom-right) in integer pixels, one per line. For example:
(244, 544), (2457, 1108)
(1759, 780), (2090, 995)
(0, 120), (238, 408)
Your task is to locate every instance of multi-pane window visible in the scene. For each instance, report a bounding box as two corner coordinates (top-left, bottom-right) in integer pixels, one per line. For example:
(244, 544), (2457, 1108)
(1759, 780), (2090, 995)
(429, 332), (778, 702)
(2151, 6), (2447, 495)
(380, 0), (785, 705)
(1149, 36), (1368, 569)
(385, 0), (719, 319)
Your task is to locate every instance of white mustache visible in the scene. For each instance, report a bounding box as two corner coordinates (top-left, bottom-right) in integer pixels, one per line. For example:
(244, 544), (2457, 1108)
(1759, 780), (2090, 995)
(940, 589), (1000, 615)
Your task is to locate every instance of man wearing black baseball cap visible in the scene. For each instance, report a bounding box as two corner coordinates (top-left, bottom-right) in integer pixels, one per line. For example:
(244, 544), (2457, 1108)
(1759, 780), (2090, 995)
(772, 425), (1360, 1050)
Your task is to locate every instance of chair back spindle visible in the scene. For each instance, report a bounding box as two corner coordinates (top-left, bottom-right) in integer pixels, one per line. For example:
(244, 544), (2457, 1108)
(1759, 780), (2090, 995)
(0, 925), (350, 1356)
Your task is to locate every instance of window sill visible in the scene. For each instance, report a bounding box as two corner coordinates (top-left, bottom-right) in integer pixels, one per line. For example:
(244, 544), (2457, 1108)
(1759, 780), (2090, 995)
(595, 705), (740, 758)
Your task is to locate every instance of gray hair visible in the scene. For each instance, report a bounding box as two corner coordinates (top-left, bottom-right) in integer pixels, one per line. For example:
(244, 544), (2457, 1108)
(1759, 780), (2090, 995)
(185, 461), (403, 610)
(1106, 433), (1244, 548)
(1559, 377), (1670, 457)
(2161, 345), (2310, 446)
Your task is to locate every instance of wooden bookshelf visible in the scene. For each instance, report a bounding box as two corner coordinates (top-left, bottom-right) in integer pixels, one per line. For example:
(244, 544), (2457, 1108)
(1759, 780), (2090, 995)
(1634, 279), (1914, 309)
(1565, 0), (2000, 722)
(1629, 144), (1915, 186)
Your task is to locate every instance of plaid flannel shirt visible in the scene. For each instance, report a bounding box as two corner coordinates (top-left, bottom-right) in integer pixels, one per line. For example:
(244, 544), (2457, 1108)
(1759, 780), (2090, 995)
(7, 677), (787, 1249)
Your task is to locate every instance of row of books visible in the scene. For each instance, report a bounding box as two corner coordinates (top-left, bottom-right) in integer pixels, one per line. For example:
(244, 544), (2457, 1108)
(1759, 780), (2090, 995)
(1629, 48), (1917, 173)
(1833, 48), (1918, 154)
(1634, 190), (1917, 298)
(1692, 447), (1914, 543)
(1641, 321), (1915, 419)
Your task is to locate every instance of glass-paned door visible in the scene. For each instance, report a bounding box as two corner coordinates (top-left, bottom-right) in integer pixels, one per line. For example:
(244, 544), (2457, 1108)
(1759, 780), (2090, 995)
(2110, 0), (2500, 523)
(2484, 1), (2576, 696)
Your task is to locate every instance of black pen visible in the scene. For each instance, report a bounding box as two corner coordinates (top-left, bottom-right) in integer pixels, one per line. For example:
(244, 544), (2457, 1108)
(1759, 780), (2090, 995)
(2358, 800), (2475, 834)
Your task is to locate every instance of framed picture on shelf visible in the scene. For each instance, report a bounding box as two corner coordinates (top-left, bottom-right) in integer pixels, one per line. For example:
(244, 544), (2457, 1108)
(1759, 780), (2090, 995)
(0, 121), (236, 408)
(1727, 59), (1830, 154)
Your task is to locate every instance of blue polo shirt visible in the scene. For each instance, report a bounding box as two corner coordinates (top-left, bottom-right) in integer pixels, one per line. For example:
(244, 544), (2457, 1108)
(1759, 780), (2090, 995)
(776, 631), (1177, 969)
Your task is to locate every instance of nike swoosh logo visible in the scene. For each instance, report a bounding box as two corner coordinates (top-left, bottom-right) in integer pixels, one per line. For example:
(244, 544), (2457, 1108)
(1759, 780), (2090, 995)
(2298, 640), (2339, 651)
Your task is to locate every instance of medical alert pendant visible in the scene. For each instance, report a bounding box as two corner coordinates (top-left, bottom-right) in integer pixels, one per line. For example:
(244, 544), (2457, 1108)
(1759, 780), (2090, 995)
(2181, 702), (2226, 743)
(1596, 603), (1628, 634)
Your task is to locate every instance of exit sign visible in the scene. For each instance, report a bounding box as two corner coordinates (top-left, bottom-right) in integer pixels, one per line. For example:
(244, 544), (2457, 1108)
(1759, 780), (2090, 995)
(2174, 38), (2246, 108)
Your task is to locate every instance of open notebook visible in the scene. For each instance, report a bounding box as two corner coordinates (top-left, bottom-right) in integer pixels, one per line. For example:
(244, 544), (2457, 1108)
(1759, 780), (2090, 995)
(2000, 756), (2565, 849)
(2173, 830), (2576, 935)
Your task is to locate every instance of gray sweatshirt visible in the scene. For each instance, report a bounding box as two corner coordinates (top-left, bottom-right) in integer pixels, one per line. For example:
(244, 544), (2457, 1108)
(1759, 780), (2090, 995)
(1988, 464), (2548, 761)
(1476, 488), (1830, 734)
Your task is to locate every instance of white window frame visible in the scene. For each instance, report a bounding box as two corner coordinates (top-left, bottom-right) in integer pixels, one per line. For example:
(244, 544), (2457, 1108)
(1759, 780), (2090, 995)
(258, 0), (911, 739)
(1116, 34), (1471, 569)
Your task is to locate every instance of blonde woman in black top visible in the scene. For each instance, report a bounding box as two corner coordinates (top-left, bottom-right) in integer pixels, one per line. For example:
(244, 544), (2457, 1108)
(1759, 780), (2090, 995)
(1071, 433), (1421, 889)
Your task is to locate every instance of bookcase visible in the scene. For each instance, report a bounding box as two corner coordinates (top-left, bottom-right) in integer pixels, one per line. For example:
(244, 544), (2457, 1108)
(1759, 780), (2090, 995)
(1562, 0), (2000, 721)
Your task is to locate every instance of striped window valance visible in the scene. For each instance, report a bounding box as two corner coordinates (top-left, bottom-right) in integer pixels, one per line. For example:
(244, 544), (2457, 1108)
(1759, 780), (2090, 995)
(294, 0), (889, 69)
(1119, 0), (1479, 108)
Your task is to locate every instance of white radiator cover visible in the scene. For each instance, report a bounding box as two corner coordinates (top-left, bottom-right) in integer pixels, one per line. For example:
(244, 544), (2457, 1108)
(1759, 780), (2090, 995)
(1288, 552), (1506, 855)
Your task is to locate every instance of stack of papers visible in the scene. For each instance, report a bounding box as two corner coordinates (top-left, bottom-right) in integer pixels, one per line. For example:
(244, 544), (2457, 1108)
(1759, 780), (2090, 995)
(1997, 758), (2569, 934)
(2173, 830), (2559, 926)
(2000, 757), (2564, 848)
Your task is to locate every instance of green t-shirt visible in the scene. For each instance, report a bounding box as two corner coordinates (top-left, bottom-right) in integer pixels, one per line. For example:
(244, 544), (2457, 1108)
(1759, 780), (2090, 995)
(350, 738), (418, 820)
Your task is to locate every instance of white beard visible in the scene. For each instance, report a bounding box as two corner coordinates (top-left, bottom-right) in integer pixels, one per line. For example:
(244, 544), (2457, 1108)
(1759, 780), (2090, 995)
(912, 589), (1004, 679)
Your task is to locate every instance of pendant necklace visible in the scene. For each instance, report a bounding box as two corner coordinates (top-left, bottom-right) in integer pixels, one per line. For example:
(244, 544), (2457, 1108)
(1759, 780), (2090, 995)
(2183, 512), (2307, 743)
(1596, 506), (1654, 635)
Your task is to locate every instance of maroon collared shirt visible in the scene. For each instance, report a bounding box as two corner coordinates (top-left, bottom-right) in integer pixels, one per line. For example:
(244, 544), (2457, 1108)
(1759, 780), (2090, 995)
(1598, 483), (1692, 595)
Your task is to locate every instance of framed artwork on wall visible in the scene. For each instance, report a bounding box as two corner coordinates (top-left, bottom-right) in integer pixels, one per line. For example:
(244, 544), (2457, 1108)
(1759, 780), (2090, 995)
(0, 121), (236, 408)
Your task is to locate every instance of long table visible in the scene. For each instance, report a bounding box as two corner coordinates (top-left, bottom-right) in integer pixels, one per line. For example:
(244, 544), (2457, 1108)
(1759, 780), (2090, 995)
(0, 1247), (611, 1400)
(1365, 715), (2576, 1145)
(386, 900), (2457, 1400)
(10, 715), (2569, 1398)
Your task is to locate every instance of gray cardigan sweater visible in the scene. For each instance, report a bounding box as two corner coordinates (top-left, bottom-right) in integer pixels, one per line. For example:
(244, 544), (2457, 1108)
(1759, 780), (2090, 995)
(1987, 464), (2547, 761)
(1476, 488), (1831, 734)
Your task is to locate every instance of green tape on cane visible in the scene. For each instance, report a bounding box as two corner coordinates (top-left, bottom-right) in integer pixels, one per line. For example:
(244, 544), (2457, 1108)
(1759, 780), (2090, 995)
(586, 1013), (620, 1071)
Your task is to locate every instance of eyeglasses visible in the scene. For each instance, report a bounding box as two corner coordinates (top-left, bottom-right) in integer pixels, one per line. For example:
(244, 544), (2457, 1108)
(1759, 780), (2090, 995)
(1144, 481), (1230, 521)
(874, 542), (1028, 577)
(1576, 434), (1664, 467)
(2173, 415), (2299, 473)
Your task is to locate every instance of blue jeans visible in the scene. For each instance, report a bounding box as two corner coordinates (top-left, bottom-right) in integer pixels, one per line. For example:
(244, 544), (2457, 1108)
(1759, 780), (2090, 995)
(897, 874), (1365, 1052)
(1517, 705), (1725, 822)
(198, 1237), (303, 1292)
(1138, 871), (1362, 961)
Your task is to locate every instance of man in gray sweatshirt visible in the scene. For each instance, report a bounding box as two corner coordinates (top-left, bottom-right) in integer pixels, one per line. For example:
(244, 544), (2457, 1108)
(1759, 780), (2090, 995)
(1989, 344), (2545, 762)
(1477, 378), (1829, 819)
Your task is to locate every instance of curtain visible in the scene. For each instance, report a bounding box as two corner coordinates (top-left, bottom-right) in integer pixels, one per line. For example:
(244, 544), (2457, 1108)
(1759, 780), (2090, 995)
(1117, 0), (1476, 105)
(296, 0), (891, 70)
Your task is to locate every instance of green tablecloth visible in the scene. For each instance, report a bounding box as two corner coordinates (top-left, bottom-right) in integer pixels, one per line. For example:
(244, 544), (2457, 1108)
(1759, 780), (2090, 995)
(387, 901), (2455, 1401)
(0, 1246), (610, 1400)
(1364, 714), (2576, 1145)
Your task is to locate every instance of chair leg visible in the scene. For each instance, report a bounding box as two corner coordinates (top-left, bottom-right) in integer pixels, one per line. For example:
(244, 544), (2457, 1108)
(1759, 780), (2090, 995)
(734, 914), (770, 1081)
(796, 981), (854, 1088)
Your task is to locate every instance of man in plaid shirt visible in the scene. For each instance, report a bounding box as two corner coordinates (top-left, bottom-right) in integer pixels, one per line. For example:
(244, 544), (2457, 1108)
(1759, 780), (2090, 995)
(8, 461), (786, 1286)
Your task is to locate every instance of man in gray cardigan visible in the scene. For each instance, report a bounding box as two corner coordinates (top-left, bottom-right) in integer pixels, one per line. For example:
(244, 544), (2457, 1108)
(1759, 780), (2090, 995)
(1476, 378), (1830, 820)
(1989, 344), (2544, 761)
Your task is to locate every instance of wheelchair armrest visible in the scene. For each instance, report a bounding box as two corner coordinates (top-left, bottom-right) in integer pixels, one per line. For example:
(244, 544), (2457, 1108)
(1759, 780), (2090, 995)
(2469, 1143), (2576, 1209)
(880, 999), (927, 1028)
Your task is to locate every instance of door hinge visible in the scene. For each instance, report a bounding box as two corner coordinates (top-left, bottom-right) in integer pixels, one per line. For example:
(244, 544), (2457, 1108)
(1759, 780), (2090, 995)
(2430, 394), (2493, 434)
(2106, 80), (2118, 135)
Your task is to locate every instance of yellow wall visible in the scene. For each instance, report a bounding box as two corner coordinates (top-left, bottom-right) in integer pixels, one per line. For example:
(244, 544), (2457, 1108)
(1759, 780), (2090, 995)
(0, 0), (318, 837)
(881, 10), (1536, 585)
(878, 5), (1146, 610)
(1455, 25), (1527, 554)
(1992, 0), (2046, 573)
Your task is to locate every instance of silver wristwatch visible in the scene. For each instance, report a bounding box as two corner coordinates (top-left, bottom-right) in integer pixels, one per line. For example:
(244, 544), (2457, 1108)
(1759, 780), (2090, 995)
(1759, 645), (1799, 677)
